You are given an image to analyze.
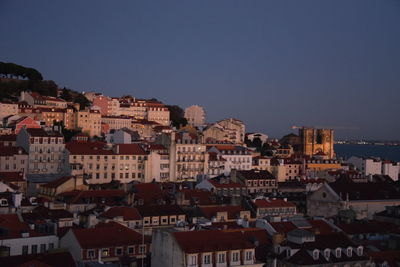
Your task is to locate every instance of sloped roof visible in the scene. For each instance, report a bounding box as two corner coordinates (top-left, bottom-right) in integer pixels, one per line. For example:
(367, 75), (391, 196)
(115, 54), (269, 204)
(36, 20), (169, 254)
(100, 206), (142, 221)
(72, 222), (149, 249)
(173, 230), (254, 253)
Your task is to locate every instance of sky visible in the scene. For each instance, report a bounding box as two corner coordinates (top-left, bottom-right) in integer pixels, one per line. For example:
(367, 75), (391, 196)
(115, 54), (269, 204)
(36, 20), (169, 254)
(1, 0), (400, 140)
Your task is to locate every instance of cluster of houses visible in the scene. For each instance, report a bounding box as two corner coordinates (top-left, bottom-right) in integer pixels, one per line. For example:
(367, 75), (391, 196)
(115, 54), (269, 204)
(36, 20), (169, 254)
(0, 90), (399, 266)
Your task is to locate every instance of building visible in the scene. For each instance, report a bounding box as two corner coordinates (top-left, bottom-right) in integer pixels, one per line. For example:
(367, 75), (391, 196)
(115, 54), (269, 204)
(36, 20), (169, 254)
(196, 175), (247, 197)
(269, 231), (370, 267)
(307, 177), (400, 219)
(252, 198), (297, 219)
(75, 109), (101, 137)
(208, 145), (252, 174)
(381, 161), (399, 181)
(152, 228), (263, 267)
(20, 91), (67, 109)
(174, 132), (206, 181)
(136, 205), (186, 228)
(60, 221), (151, 266)
(99, 206), (142, 229)
(199, 205), (252, 223)
(16, 128), (65, 175)
(0, 213), (59, 257)
(298, 127), (334, 159)
(0, 101), (18, 120)
(0, 146), (28, 173)
(66, 141), (148, 184)
(232, 169), (277, 194)
(132, 99), (170, 126)
(184, 105), (206, 127)
(101, 115), (133, 133)
(203, 118), (245, 144)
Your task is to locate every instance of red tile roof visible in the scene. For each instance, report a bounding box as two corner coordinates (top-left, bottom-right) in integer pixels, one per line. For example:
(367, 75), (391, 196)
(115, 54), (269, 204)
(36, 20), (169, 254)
(100, 206), (142, 221)
(200, 205), (249, 220)
(58, 190), (125, 204)
(42, 176), (73, 188)
(66, 141), (114, 155)
(0, 251), (76, 267)
(173, 230), (255, 253)
(0, 146), (27, 156)
(208, 179), (245, 189)
(72, 222), (149, 249)
(26, 128), (63, 137)
(236, 170), (276, 180)
(254, 199), (296, 209)
(0, 172), (25, 182)
(116, 144), (147, 155)
(0, 214), (43, 240)
(0, 134), (17, 141)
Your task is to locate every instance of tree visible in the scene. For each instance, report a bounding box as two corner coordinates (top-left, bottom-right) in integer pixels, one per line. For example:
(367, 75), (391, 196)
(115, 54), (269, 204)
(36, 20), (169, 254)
(166, 105), (187, 129)
(74, 94), (91, 110)
(60, 88), (73, 101)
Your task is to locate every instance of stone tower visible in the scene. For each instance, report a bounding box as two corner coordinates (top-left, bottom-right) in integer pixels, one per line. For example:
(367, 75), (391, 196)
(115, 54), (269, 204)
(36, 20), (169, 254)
(299, 127), (334, 158)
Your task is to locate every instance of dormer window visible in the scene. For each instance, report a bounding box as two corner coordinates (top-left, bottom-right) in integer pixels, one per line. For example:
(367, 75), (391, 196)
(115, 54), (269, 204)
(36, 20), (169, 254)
(324, 249), (330, 259)
(335, 248), (341, 258)
(346, 247), (352, 257)
(313, 250), (319, 260)
(356, 246), (363, 256)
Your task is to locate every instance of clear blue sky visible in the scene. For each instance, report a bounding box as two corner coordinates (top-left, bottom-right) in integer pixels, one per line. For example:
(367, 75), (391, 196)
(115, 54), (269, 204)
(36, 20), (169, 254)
(1, 0), (400, 140)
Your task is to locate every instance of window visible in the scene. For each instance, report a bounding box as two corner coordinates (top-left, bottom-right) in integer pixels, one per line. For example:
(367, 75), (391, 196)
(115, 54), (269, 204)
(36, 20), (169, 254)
(203, 254), (211, 264)
(139, 245), (146, 254)
(40, 244), (46, 253)
(218, 253), (225, 263)
(189, 255), (197, 266)
(101, 248), (109, 257)
(115, 247), (123, 256)
(48, 243), (54, 250)
(87, 249), (95, 258)
(232, 252), (239, 262)
(31, 245), (37, 254)
(127, 246), (134, 254)
(245, 251), (253, 261)
(22, 245), (28, 255)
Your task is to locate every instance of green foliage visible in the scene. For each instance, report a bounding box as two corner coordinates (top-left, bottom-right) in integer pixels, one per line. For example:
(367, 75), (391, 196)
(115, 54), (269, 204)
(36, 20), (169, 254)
(166, 105), (187, 128)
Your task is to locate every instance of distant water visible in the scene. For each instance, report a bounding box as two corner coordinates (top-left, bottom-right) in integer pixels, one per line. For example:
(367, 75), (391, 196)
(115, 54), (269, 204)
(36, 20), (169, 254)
(335, 144), (400, 162)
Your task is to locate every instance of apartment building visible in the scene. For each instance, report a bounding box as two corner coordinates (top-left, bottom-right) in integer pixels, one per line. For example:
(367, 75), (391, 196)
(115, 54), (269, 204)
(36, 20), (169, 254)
(16, 128), (65, 175)
(203, 118), (245, 144)
(208, 145), (252, 173)
(175, 133), (206, 181)
(101, 115), (133, 132)
(0, 146), (28, 173)
(232, 169), (278, 194)
(66, 141), (148, 184)
(152, 228), (262, 267)
(75, 109), (101, 137)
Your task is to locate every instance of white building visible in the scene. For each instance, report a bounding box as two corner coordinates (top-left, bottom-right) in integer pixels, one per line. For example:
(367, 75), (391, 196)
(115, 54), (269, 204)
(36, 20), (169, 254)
(382, 161), (399, 181)
(207, 145), (252, 174)
(0, 213), (58, 256)
(347, 156), (382, 176)
(184, 105), (206, 127)
(16, 128), (65, 175)
(66, 141), (148, 184)
(0, 146), (28, 173)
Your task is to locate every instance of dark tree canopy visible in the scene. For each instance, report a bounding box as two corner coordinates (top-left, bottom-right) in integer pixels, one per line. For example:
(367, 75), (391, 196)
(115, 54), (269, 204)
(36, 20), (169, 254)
(0, 62), (43, 81)
(166, 105), (188, 129)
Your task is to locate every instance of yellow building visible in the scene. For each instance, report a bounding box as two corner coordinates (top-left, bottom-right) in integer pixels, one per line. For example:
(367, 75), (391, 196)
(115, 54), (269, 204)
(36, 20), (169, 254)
(76, 109), (101, 137)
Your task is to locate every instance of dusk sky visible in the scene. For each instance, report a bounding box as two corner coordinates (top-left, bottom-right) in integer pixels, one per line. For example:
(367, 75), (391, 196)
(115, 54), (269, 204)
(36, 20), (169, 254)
(1, 1), (399, 140)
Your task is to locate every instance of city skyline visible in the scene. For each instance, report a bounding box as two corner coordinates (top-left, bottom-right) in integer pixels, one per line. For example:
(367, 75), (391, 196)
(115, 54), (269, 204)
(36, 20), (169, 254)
(1, 1), (399, 140)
